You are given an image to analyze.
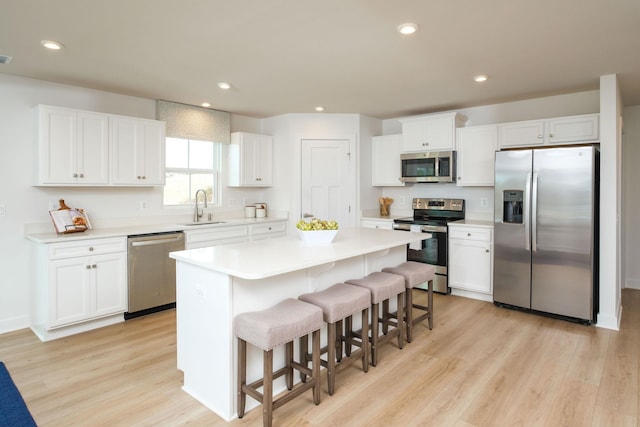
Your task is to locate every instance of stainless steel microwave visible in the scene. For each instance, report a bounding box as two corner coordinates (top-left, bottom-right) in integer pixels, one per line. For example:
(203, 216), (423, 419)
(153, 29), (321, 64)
(400, 150), (456, 183)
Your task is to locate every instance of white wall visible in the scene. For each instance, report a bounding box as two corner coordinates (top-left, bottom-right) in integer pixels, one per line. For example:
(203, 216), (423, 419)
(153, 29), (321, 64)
(598, 74), (623, 330)
(262, 113), (380, 233)
(0, 74), (264, 333)
(623, 106), (640, 289)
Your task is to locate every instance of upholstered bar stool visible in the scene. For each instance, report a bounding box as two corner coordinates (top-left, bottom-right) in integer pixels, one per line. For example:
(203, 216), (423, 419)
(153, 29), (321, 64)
(298, 283), (371, 395)
(345, 272), (405, 366)
(383, 261), (436, 342)
(235, 298), (323, 427)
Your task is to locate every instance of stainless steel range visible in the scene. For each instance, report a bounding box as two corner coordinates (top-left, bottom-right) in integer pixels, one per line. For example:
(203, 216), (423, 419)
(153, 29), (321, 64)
(393, 198), (465, 293)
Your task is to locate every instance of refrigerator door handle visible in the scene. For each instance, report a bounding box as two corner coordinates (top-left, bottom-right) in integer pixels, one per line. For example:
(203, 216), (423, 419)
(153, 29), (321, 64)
(531, 172), (539, 252)
(524, 172), (531, 251)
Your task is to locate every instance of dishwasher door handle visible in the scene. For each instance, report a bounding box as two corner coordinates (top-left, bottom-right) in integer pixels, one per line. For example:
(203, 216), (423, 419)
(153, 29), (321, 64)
(130, 236), (184, 247)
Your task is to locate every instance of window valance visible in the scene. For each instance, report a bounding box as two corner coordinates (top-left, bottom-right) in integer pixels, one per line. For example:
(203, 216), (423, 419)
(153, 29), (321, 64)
(156, 100), (230, 144)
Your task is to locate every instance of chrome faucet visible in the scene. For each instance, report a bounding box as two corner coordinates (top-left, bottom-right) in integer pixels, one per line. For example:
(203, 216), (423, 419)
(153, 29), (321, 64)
(194, 189), (208, 222)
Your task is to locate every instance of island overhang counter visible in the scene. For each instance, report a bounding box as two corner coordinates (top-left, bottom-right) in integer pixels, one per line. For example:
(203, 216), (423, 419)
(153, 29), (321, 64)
(169, 227), (428, 421)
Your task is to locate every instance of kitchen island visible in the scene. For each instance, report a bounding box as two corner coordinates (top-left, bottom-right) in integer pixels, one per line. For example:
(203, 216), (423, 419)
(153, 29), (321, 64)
(169, 227), (427, 421)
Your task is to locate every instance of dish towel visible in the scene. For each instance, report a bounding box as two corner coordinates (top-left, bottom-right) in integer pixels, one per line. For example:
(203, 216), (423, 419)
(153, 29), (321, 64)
(409, 225), (422, 250)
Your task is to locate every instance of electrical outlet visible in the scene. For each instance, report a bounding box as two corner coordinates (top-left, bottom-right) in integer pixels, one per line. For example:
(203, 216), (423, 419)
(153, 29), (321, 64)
(399, 197), (405, 204)
(480, 197), (489, 208)
(228, 199), (237, 207)
(0, 205), (5, 217)
(140, 200), (147, 210)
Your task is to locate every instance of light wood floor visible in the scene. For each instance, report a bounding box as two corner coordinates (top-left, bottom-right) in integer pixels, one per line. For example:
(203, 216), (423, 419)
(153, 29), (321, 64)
(1, 290), (638, 426)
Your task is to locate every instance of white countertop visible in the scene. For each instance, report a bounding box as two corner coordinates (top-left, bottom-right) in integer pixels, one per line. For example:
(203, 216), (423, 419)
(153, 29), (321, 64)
(25, 217), (288, 244)
(170, 227), (426, 280)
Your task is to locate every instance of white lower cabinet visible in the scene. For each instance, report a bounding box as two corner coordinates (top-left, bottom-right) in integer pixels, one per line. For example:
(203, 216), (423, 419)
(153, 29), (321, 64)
(185, 220), (288, 249)
(49, 252), (126, 327)
(448, 225), (493, 299)
(360, 219), (394, 230)
(249, 222), (287, 240)
(31, 237), (127, 341)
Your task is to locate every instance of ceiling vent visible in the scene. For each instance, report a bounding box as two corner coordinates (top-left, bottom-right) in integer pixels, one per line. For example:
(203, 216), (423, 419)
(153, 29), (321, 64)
(0, 55), (13, 64)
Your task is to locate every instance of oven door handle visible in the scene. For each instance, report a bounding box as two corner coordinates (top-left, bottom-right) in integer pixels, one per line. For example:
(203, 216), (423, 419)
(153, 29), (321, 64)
(393, 223), (446, 233)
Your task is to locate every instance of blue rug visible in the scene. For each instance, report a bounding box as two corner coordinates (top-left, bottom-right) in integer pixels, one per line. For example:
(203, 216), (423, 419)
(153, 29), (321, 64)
(0, 362), (37, 426)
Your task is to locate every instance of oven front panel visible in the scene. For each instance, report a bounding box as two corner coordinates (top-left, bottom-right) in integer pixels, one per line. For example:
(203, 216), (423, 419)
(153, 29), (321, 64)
(405, 230), (450, 293)
(407, 231), (447, 267)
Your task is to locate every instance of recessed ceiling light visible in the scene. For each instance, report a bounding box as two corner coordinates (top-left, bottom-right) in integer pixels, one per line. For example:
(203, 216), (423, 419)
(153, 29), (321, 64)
(201, 102), (211, 108)
(217, 82), (231, 90)
(315, 106), (325, 112)
(397, 23), (418, 35)
(41, 40), (63, 50)
(473, 74), (488, 83)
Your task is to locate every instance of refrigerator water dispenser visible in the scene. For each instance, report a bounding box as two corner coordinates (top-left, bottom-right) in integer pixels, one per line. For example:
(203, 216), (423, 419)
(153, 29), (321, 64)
(503, 190), (523, 224)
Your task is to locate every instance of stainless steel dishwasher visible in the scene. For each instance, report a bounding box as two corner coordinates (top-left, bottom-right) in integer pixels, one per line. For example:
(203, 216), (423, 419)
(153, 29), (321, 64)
(125, 231), (185, 319)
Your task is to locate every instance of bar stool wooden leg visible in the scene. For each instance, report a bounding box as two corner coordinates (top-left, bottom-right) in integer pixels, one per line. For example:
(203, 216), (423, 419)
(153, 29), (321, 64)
(263, 349), (273, 427)
(371, 302), (380, 366)
(285, 341), (294, 390)
(299, 334), (308, 382)
(312, 329), (321, 405)
(237, 338), (247, 417)
(361, 307), (369, 372)
(406, 287), (414, 342)
(428, 280), (434, 329)
(396, 293), (404, 349)
(327, 322), (337, 395)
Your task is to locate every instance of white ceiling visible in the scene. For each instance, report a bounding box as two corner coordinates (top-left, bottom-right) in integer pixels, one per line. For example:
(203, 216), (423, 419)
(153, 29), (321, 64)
(1, 0), (639, 119)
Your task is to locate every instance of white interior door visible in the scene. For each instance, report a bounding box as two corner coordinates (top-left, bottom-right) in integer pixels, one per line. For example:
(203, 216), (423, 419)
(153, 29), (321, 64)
(301, 138), (353, 228)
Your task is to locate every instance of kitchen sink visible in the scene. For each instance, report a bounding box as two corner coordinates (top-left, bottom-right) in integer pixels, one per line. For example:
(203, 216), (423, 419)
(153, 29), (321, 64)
(181, 221), (226, 226)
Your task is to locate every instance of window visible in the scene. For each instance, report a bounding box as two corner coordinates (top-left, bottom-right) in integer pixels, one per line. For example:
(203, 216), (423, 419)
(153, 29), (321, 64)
(164, 137), (221, 206)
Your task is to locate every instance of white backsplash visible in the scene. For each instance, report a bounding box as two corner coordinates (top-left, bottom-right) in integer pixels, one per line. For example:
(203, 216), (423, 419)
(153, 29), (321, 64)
(382, 183), (494, 221)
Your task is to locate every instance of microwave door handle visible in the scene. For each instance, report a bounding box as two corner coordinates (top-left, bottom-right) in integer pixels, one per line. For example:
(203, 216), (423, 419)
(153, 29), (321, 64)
(524, 172), (531, 251)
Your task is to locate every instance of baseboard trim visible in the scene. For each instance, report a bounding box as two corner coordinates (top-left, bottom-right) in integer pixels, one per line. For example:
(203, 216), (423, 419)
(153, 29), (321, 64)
(0, 315), (29, 335)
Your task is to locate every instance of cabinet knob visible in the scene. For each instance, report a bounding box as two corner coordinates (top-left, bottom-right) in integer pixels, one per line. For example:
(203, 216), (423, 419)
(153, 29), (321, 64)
(549, 133), (555, 138)
(537, 134), (543, 139)
(485, 249), (490, 253)
(88, 247), (94, 251)
(86, 265), (91, 270)
(73, 173), (78, 178)
(92, 264), (97, 269)
(142, 176), (146, 179)
(79, 173), (84, 178)
(256, 177), (262, 181)
(423, 142), (429, 146)
(467, 233), (471, 237)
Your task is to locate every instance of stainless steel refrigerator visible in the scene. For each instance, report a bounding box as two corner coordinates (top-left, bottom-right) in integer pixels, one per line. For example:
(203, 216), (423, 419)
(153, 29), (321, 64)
(493, 145), (599, 323)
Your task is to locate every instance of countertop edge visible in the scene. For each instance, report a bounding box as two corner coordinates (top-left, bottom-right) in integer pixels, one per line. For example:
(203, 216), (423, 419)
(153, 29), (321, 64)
(25, 217), (289, 244)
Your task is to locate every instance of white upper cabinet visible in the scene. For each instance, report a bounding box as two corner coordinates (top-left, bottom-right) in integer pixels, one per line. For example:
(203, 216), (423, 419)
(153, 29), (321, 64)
(35, 105), (166, 186)
(110, 115), (166, 185)
(456, 125), (498, 187)
(499, 114), (599, 149)
(228, 132), (273, 187)
(399, 112), (467, 153)
(35, 105), (109, 185)
(371, 134), (404, 186)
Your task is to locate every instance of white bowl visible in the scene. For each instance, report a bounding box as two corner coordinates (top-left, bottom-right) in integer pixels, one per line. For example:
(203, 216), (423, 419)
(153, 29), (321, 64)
(297, 229), (338, 244)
